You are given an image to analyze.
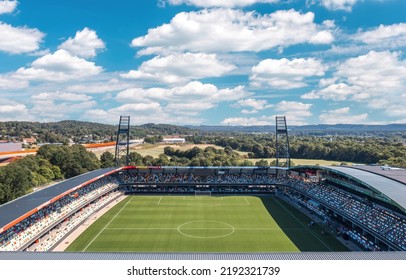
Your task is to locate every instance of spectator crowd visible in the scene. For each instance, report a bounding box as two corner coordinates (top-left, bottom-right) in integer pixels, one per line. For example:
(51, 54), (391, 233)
(0, 176), (119, 251)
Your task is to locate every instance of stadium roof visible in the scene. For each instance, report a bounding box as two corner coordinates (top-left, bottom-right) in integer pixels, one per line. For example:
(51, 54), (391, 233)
(327, 166), (406, 210)
(350, 165), (406, 184)
(0, 167), (118, 233)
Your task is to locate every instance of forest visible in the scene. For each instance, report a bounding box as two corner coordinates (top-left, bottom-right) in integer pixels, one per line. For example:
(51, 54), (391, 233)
(187, 134), (406, 168)
(0, 120), (193, 143)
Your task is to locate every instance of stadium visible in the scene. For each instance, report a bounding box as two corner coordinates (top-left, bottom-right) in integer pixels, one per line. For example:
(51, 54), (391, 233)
(0, 165), (405, 253)
(0, 117), (405, 254)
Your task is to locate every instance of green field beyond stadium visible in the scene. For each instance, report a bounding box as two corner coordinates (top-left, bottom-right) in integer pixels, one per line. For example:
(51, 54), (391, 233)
(66, 196), (348, 252)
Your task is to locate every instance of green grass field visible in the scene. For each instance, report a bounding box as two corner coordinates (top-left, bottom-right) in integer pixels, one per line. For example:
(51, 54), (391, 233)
(66, 196), (348, 252)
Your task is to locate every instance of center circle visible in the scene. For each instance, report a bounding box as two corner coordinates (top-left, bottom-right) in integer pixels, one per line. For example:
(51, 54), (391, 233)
(177, 220), (235, 239)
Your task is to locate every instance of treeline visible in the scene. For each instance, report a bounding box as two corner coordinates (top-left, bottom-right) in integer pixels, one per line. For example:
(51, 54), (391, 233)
(100, 146), (253, 168)
(0, 120), (193, 144)
(188, 135), (406, 167)
(0, 121), (116, 143)
(0, 144), (100, 204)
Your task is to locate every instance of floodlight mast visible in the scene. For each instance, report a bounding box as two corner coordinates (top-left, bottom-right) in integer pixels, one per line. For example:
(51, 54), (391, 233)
(114, 115), (130, 166)
(275, 115), (290, 169)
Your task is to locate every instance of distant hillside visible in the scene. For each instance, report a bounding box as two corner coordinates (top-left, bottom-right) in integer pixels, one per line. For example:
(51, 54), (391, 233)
(0, 120), (193, 143)
(187, 124), (406, 135)
(1, 120), (405, 143)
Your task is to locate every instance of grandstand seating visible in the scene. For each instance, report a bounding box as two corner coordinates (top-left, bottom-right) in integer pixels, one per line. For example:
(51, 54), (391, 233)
(0, 177), (119, 251)
(1, 169), (405, 252)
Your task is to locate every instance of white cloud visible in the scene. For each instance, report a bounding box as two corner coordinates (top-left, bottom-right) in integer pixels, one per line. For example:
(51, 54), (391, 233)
(30, 98), (96, 120)
(0, 22), (45, 54)
(354, 23), (406, 50)
(82, 106), (204, 124)
(116, 81), (251, 120)
(320, 0), (358, 11)
(121, 52), (235, 84)
(222, 116), (274, 126)
(275, 100), (312, 125)
(0, 75), (28, 89)
(250, 57), (327, 89)
(0, 98), (32, 121)
(302, 82), (355, 100)
(241, 109), (258, 114)
(222, 100), (312, 126)
(276, 100), (312, 112)
(66, 78), (134, 94)
(32, 91), (92, 102)
(328, 22), (406, 55)
(233, 98), (273, 114)
(319, 107), (368, 124)
(112, 102), (162, 113)
(0, 0), (17, 14)
(132, 9), (334, 55)
(336, 51), (406, 96)
(82, 104), (199, 125)
(116, 81), (250, 104)
(163, 0), (279, 8)
(58, 27), (106, 58)
(13, 49), (103, 81)
(302, 51), (406, 118)
(0, 103), (26, 114)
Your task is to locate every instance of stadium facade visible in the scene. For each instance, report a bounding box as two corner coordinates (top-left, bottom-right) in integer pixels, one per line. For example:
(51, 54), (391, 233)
(0, 165), (405, 252)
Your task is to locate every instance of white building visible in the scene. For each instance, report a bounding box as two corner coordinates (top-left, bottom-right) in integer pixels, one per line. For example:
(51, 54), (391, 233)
(162, 137), (186, 144)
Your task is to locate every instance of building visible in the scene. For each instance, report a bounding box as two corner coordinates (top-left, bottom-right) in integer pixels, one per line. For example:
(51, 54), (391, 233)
(0, 142), (23, 153)
(162, 137), (186, 144)
(22, 138), (36, 145)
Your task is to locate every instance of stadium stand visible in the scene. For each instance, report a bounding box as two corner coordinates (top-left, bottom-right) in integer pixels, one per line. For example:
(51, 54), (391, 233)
(0, 166), (405, 252)
(0, 172), (120, 251)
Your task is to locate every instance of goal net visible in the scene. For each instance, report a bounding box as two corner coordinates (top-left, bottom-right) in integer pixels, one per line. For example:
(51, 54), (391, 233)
(194, 190), (211, 197)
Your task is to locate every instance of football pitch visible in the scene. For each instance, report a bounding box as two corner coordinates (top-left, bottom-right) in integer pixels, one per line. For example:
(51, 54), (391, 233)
(66, 196), (349, 252)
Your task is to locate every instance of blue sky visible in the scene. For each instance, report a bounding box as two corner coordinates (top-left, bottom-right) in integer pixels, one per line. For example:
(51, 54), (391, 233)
(0, 0), (406, 125)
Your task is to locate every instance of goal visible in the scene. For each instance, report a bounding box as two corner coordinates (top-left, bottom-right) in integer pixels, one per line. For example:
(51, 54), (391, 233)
(194, 190), (211, 197)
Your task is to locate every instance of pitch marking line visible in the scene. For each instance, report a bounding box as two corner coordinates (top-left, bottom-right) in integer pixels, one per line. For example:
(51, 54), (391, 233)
(82, 196), (133, 252)
(105, 227), (302, 231)
(156, 203), (250, 206)
(243, 197), (250, 205)
(274, 199), (333, 252)
(177, 221), (235, 239)
(157, 196), (163, 205)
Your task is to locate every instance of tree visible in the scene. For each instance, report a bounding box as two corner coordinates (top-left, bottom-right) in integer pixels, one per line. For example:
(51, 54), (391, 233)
(143, 155), (154, 166)
(51, 166), (63, 180)
(100, 151), (115, 168)
(153, 154), (170, 166)
(164, 146), (176, 156)
(255, 159), (269, 167)
(240, 159), (253, 166)
(37, 144), (100, 178)
(128, 152), (143, 165)
(39, 166), (55, 180)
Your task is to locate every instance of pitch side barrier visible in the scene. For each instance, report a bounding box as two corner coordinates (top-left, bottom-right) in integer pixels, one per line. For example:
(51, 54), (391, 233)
(0, 168), (123, 235)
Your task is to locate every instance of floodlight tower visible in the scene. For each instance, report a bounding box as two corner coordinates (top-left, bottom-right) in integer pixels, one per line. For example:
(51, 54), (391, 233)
(114, 115), (130, 166)
(275, 115), (290, 169)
